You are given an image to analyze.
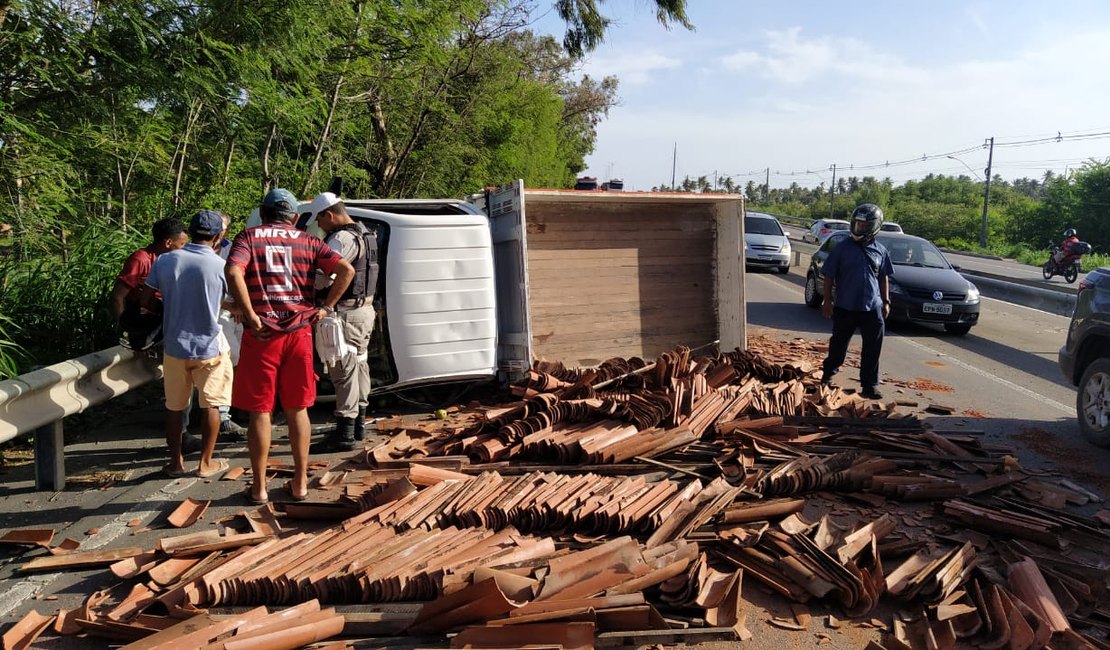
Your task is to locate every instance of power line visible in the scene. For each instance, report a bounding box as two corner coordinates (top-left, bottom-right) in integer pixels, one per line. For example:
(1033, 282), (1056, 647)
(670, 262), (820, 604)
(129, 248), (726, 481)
(691, 128), (1110, 184)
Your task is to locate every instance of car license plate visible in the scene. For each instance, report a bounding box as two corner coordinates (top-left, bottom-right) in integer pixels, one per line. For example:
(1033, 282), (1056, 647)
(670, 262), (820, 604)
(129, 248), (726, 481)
(758, 255), (772, 260)
(923, 303), (953, 315)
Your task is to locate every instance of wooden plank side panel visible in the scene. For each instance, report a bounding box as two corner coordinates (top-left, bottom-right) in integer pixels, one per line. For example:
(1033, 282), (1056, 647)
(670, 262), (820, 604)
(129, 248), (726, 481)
(525, 200), (718, 365)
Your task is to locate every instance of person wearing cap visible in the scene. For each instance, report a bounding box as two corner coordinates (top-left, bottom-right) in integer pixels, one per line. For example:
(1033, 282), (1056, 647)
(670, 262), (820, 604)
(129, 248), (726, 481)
(305, 192), (379, 453)
(180, 211), (247, 442)
(141, 210), (234, 479)
(226, 188), (355, 504)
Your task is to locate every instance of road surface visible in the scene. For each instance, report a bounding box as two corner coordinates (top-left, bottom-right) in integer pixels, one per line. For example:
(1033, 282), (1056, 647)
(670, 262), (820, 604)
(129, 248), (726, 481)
(0, 268), (1104, 649)
(779, 223), (1080, 291)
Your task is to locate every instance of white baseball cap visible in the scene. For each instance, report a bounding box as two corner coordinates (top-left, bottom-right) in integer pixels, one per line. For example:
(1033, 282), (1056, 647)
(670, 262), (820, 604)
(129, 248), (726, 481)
(305, 191), (341, 225)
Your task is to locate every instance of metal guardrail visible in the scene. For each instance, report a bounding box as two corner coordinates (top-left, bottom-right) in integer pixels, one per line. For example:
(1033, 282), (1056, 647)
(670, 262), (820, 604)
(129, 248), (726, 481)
(0, 345), (161, 490)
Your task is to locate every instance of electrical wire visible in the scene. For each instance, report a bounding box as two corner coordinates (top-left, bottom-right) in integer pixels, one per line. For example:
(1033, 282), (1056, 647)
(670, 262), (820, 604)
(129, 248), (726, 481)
(700, 128), (1110, 185)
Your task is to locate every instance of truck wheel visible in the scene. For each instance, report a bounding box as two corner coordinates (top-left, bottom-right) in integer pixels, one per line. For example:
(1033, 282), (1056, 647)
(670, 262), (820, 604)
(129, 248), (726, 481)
(778, 265), (790, 275)
(1077, 357), (1110, 448)
(804, 274), (822, 308)
(944, 323), (972, 336)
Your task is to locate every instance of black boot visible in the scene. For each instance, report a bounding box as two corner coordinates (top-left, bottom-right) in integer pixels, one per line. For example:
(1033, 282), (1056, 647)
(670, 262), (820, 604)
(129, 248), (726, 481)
(310, 416), (357, 453)
(353, 406), (367, 441)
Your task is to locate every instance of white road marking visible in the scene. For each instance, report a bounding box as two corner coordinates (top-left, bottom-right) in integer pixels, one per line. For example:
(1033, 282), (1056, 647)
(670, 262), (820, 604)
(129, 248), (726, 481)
(892, 336), (1072, 415)
(980, 295), (1068, 318)
(0, 478), (195, 617)
(750, 273), (1074, 416)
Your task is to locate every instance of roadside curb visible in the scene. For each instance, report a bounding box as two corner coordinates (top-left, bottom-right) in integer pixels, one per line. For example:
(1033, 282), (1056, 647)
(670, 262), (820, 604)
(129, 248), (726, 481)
(961, 273), (1077, 317)
(960, 268), (1077, 296)
(940, 248), (1004, 261)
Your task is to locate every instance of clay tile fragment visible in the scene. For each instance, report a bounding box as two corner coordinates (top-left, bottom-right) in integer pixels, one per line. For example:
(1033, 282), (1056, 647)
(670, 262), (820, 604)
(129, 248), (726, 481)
(167, 498), (211, 528)
(2, 610), (54, 650)
(0, 528), (54, 547)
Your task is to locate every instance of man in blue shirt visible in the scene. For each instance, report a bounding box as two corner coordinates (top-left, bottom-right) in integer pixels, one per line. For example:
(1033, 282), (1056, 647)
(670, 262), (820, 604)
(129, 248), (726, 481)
(819, 204), (894, 400)
(143, 210), (233, 479)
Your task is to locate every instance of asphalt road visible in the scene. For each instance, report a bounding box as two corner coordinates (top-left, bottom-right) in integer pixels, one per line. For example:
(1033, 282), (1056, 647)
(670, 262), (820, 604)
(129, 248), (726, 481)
(780, 224), (1080, 291)
(0, 266), (1105, 649)
(745, 264), (1105, 486)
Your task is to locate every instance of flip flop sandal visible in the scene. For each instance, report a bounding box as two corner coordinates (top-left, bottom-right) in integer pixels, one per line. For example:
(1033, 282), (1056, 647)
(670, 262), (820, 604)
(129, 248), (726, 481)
(283, 480), (308, 502)
(243, 487), (269, 505)
(196, 458), (230, 479)
(162, 465), (188, 479)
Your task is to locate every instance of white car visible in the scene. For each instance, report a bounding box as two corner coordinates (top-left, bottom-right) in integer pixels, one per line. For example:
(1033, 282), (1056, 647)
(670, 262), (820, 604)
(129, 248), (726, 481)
(744, 212), (791, 274)
(804, 219), (850, 244)
(880, 222), (904, 234)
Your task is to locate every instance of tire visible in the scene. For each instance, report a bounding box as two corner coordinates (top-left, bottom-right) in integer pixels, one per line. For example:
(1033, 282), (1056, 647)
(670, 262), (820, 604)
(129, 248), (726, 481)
(943, 323), (972, 336)
(1065, 265), (1078, 283)
(777, 265), (790, 275)
(804, 274), (822, 307)
(1077, 357), (1110, 448)
(1042, 261), (1054, 280)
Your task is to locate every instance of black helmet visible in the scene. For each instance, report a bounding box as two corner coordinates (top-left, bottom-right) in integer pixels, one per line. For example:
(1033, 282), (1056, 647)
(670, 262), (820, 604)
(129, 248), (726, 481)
(850, 203), (883, 242)
(1064, 228), (1077, 238)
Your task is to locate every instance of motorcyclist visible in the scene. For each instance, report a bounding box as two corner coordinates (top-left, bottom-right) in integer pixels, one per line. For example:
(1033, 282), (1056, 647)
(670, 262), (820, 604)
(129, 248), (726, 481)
(1054, 228), (1080, 264)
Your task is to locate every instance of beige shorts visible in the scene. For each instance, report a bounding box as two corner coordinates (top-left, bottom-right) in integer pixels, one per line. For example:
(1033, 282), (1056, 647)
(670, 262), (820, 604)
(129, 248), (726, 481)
(163, 352), (233, 411)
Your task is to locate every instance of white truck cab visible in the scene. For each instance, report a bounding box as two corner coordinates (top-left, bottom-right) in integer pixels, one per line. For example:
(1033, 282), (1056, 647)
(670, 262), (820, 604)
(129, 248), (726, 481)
(342, 183), (532, 393)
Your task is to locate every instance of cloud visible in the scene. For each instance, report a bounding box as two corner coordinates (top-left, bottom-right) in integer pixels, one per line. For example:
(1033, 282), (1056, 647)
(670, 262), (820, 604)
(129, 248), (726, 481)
(580, 50), (681, 85)
(721, 27), (917, 85)
(584, 24), (1110, 190)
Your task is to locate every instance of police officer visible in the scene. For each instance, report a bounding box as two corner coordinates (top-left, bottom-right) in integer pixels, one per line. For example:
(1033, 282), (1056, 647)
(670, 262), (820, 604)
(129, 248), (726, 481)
(306, 192), (379, 452)
(819, 203), (894, 400)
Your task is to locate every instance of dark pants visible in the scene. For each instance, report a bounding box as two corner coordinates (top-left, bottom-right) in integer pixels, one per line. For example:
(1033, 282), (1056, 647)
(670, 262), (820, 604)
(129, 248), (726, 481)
(822, 307), (885, 388)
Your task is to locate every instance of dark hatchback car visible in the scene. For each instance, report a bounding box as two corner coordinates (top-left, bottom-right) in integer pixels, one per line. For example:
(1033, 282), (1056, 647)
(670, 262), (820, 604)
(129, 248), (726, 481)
(1058, 267), (1110, 447)
(803, 232), (981, 335)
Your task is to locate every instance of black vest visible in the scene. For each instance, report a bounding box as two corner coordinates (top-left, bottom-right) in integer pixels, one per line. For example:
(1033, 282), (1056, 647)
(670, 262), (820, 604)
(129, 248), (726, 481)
(330, 223), (379, 303)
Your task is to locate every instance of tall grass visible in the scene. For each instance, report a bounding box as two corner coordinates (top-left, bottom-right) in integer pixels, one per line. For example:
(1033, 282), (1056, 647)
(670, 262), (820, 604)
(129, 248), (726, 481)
(0, 224), (145, 369)
(935, 237), (1110, 272)
(0, 314), (25, 380)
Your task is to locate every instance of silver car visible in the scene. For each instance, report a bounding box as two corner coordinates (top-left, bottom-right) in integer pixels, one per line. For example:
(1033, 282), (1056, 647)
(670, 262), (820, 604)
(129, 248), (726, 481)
(804, 218), (850, 244)
(744, 212), (791, 274)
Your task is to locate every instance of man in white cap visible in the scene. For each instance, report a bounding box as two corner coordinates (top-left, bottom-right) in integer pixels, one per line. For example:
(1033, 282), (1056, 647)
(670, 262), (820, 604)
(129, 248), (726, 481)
(306, 192), (379, 452)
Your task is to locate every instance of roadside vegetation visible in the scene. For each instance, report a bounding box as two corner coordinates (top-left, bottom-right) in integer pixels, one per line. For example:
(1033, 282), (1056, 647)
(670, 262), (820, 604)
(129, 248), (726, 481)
(676, 160), (1110, 272)
(0, 0), (690, 376)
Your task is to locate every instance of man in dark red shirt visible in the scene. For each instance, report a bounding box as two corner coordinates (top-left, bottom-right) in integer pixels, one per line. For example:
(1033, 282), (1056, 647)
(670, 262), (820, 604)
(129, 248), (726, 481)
(110, 218), (188, 321)
(226, 188), (354, 504)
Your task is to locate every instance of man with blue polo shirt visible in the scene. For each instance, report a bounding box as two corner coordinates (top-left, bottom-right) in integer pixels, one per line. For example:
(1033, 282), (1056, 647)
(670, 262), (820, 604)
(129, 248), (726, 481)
(819, 204), (894, 400)
(143, 210), (233, 479)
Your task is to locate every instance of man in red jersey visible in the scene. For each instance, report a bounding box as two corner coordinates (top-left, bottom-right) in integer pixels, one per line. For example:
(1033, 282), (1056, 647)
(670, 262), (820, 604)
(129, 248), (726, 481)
(225, 188), (354, 504)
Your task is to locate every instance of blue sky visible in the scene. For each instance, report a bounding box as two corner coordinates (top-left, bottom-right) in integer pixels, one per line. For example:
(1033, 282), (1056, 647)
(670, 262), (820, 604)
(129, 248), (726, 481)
(536, 1), (1110, 190)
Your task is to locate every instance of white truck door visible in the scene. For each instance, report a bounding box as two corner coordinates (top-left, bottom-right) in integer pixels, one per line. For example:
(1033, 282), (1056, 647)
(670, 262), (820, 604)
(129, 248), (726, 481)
(486, 180), (533, 383)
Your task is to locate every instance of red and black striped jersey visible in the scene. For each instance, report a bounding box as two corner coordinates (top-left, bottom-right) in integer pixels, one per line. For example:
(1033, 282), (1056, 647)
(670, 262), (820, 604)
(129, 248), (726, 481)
(227, 223), (343, 332)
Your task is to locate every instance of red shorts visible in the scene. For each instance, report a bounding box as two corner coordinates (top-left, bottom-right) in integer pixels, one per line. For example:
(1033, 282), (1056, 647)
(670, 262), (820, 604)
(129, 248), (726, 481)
(233, 327), (317, 413)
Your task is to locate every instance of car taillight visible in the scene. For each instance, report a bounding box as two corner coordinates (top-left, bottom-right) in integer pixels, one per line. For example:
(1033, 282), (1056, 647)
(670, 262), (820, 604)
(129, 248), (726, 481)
(820, 228), (830, 234)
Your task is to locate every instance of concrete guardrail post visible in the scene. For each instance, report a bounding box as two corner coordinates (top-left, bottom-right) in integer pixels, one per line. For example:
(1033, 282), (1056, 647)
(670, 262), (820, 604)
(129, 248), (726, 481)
(34, 421), (65, 491)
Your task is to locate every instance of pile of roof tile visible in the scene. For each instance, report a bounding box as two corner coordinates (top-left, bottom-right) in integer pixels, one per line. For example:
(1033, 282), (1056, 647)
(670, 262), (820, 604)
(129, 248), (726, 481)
(4, 334), (1109, 650)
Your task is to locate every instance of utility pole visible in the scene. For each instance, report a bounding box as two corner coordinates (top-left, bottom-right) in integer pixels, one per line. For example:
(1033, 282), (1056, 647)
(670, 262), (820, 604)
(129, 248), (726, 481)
(765, 168), (770, 201)
(713, 170), (718, 192)
(829, 163), (837, 220)
(980, 137), (994, 248)
(670, 142), (676, 190)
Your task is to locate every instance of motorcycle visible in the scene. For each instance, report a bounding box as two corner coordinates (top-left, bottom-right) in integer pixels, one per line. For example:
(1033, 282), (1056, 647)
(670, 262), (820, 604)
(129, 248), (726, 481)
(1042, 241), (1091, 283)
